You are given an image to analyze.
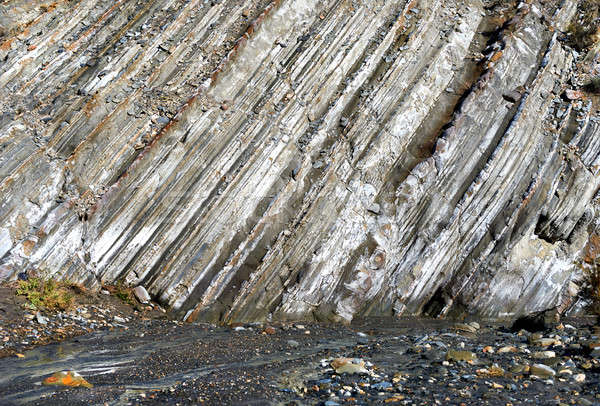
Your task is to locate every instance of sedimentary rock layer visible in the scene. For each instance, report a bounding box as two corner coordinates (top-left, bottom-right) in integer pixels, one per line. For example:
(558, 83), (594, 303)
(0, 0), (599, 323)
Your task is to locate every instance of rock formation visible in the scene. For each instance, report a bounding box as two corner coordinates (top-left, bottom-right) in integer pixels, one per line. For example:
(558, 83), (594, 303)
(0, 0), (599, 323)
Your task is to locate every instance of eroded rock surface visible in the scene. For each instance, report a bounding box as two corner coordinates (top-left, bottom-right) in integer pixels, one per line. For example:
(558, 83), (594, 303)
(0, 0), (599, 323)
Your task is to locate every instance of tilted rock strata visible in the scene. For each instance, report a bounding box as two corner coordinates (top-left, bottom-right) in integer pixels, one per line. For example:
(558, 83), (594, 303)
(0, 0), (599, 323)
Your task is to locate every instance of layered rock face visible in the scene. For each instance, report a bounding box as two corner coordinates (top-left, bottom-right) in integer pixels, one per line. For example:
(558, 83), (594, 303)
(1, 0), (599, 323)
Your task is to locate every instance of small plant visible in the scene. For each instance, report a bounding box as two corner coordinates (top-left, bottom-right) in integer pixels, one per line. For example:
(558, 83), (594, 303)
(112, 283), (135, 305)
(16, 277), (75, 311)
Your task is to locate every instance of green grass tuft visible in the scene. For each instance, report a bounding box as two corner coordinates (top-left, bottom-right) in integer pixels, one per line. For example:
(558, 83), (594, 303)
(114, 283), (135, 305)
(16, 277), (76, 311)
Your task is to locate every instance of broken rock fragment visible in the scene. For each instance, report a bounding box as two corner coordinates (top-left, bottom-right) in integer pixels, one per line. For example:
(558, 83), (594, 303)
(446, 350), (477, 362)
(42, 371), (93, 388)
(330, 358), (369, 374)
(133, 286), (151, 304)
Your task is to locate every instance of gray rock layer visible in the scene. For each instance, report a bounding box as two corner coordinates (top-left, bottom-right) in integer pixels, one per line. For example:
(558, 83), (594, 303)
(0, 0), (599, 323)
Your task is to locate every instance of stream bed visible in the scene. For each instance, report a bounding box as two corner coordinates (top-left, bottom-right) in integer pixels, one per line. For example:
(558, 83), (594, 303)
(1, 317), (599, 405)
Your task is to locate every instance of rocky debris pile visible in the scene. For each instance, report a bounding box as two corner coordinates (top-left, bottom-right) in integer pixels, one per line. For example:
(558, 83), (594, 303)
(0, 306), (135, 358)
(0, 283), (167, 358)
(1, 316), (600, 405)
(278, 319), (600, 405)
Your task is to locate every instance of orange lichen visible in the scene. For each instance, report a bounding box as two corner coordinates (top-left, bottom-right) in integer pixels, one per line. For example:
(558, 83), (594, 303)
(0, 38), (14, 51)
(42, 371), (93, 388)
(490, 50), (503, 63)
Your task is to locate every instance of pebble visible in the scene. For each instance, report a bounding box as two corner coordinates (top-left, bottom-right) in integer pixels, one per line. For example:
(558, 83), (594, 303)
(533, 350), (556, 359)
(156, 116), (170, 125)
(454, 323), (477, 334)
(133, 286), (151, 304)
(533, 338), (556, 347)
(510, 364), (527, 374)
(530, 364), (556, 378)
(468, 322), (480, 330)
(42, 371), (93, 388)
(564, 89), (583, 100)
(371, 381), (392, 390)
(330, 358), (369, 374)
(502, 90), (522, 103)
(36, 313), (48, 325)
(446, 350), (476, 362)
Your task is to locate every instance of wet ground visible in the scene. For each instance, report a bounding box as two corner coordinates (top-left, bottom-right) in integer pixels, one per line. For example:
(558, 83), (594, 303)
(0, 283), (167, 359)
(2, 311), (600, 405)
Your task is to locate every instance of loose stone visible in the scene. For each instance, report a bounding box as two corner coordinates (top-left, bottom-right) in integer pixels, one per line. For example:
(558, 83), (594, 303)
(530, 364), (556, 378)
